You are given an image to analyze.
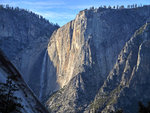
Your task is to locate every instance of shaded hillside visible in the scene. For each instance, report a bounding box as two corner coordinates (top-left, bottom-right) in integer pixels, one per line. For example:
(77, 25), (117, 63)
(0, 6), (59, 100)
(0, 50), (49, 113)
(0, 6), (58, 60)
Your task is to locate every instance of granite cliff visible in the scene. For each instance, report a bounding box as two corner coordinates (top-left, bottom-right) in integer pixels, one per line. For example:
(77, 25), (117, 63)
(1, 5), (150, 113)
(90, 22), (150, 113)
(46, 6), (150, 112)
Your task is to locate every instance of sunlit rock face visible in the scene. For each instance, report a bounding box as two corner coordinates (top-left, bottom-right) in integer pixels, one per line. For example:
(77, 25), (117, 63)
(0, 7), (59, 100)
(48, 6), (150, 88)
(46, 6), (150, 112)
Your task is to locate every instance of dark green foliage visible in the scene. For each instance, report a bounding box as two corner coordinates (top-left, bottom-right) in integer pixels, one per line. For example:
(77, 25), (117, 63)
(103, 5), (106, 8)
(96, 4), (143, 10)
(115, 109), (123, 113)
(127, 5), (130, 8)
(108, 6), (112, 9)
(119, 5), (124, 9)
(0, 5), (4, 9)
(138, 101), (150, 113)
(0, 76), (23, 113)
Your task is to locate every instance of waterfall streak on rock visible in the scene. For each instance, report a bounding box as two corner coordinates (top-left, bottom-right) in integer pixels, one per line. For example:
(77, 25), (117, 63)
(39, 50), (47, 100)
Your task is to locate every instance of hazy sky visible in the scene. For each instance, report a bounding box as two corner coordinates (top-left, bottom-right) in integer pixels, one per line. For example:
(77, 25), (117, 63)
(0, 0), (150, 26)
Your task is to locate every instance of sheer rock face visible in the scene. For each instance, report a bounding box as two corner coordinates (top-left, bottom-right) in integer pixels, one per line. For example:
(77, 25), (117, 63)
(90, 23), (150, 113)
(0, 8), (59, 100)
(47, 7), (150, 112)
(48, 8), (149, 88)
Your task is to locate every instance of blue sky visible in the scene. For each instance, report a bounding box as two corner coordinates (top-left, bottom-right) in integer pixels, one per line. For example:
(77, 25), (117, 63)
(0, 0), (150, 26)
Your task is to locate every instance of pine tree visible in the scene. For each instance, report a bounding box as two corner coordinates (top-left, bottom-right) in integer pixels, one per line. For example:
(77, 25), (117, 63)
(116, 5), (119, 9)
(0, 5), (4, 9)
(108, 6), (112, 9)
(119, 5), (124, 9)
(103, 5), (107, 8)
(0, 76), (23, 113)
(127, 5), (130, 9)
